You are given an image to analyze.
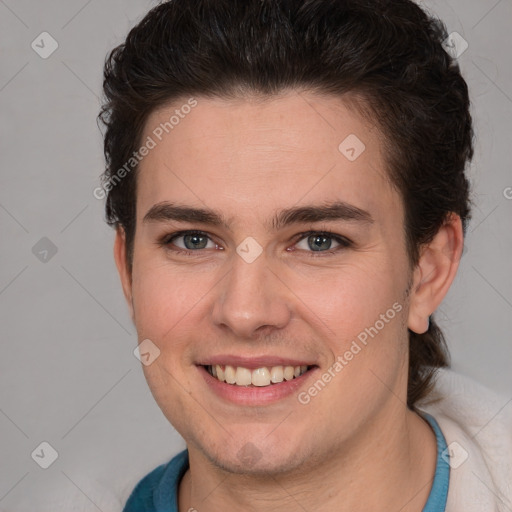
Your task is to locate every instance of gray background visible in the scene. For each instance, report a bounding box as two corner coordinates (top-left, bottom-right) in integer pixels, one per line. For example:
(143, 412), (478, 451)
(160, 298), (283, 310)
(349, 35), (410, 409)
(0, 0), (511, 509)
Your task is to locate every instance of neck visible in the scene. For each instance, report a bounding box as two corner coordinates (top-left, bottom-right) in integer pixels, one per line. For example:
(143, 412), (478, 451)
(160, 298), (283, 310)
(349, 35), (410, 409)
(178, 407), (437, 512)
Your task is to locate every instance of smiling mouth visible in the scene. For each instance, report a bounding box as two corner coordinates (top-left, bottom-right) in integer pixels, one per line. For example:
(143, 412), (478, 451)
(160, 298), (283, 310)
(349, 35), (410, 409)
(204, 364), (313, 387)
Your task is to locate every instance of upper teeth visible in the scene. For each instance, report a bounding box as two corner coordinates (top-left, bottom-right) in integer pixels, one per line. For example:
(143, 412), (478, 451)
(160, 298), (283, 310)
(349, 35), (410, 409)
(208, 365), (309, 387)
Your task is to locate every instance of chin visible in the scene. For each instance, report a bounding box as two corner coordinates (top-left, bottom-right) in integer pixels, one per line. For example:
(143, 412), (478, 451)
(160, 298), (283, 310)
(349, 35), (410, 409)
(205, 449), (305, 476)
(192, 433), (314, 477)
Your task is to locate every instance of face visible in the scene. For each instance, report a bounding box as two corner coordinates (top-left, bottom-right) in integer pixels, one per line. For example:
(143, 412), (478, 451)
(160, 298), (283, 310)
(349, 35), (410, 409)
(118, 91), (416, 475)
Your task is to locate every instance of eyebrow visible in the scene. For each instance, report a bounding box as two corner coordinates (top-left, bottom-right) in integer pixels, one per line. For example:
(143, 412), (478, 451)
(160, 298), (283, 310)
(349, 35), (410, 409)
(142, 200), (374, 230)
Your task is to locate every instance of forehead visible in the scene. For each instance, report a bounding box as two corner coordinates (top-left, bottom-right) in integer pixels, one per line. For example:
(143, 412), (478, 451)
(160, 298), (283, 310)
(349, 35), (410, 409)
(135, 91), (398, 228)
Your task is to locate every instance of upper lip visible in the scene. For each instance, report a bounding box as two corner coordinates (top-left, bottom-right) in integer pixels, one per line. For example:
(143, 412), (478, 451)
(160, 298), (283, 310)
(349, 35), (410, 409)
(197, 355), (316, 370)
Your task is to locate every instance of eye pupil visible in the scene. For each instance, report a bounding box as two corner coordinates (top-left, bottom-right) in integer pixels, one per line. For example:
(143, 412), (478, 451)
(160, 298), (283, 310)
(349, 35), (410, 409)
(309, 235), (331, 251)
(184, 234), (208, 250)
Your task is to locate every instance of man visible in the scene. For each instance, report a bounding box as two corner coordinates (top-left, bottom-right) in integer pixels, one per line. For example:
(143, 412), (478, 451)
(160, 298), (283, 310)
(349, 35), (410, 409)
(98, 0), (511, 510)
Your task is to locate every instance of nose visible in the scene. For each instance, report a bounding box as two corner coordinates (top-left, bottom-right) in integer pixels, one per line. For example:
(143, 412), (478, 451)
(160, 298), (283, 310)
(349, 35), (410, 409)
(211, 250), (292, 339)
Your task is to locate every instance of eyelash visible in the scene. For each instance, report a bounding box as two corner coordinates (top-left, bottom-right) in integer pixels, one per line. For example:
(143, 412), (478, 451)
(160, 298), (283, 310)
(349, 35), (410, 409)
(159, 230), (352, 258)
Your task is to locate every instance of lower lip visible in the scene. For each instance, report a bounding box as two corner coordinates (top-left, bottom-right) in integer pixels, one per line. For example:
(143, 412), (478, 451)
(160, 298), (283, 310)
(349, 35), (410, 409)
(198, 365), (318, 406)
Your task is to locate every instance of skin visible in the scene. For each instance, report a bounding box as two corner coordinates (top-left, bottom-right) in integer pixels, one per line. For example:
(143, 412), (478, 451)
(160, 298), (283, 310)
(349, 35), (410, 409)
(114, 91), (463, 511)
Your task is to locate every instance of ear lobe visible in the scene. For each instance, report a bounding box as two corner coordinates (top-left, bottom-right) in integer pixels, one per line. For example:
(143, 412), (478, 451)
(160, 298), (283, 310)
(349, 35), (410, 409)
(407, 214), (464, 334)
(113, 225), (134, 322)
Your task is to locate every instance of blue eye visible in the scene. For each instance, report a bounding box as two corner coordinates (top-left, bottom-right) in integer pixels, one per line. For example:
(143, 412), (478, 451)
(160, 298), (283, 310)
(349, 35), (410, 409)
(163, 231), (218, 252)
(294, 232), (350, 254)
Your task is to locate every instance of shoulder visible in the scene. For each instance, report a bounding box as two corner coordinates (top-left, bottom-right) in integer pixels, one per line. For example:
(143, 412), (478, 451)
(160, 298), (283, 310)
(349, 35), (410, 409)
(122, 449), (189, 512)
(418, 368), (512, 512)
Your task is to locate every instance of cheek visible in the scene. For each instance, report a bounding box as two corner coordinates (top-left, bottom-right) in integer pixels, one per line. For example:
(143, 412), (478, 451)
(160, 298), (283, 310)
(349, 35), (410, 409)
(298, 260), (408, 391)
(132, 264), (206, 427)
(130, 264), (212, 408)
(131, 260), (213, 338)
(294, 257), (404, 336)
(299, 276), (408, 435)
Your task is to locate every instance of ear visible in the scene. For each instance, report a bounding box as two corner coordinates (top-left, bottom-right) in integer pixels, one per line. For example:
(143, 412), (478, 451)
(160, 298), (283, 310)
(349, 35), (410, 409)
(113, 225), (134, 322)
(408, 213), (464, 334)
